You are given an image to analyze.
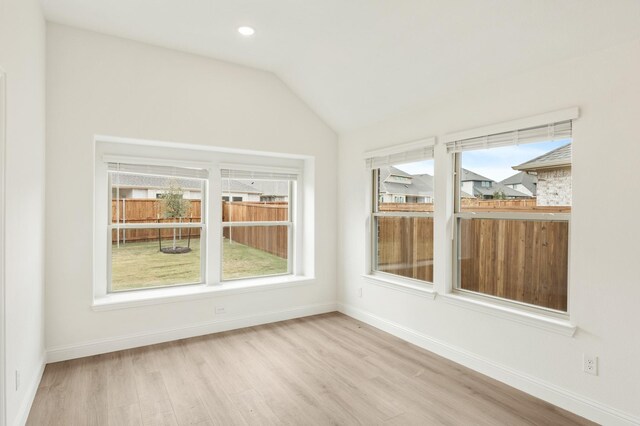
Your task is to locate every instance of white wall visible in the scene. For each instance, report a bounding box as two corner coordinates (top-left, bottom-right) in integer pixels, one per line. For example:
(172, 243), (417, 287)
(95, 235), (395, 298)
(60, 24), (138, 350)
(45, 25), (337, 356)
(0, 0), (46, 424)
(338, 38), (640, 424)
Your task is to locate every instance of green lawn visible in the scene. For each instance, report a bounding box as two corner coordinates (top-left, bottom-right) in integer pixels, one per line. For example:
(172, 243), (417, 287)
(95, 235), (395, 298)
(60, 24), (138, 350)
(111, 237), (287, 291)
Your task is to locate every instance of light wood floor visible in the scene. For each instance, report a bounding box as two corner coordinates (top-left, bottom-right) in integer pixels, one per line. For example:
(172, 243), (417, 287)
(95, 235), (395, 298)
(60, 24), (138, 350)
(27, 313), (594, 425)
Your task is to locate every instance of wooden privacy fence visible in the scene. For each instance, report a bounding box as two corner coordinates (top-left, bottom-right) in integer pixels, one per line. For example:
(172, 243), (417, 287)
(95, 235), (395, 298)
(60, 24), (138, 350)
(379, 199), (570, 213)
(376, 198), (569, 311)
(112, 200), (289, 258)
(112, 199), (202, 243)
(376, 217), (434, 282)
(222, 202), (288, 258)
(459, 218), (568, 311)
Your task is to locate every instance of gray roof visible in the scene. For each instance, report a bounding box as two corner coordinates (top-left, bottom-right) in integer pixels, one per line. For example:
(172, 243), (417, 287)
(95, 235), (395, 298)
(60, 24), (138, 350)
(500, 171), (537, 195)
(236, 180), (290, 197)
(460, 169), (492, 182)
(379, 166), (434, 197)
(222, 179), (261, 194)
(513, 143), (571, 171)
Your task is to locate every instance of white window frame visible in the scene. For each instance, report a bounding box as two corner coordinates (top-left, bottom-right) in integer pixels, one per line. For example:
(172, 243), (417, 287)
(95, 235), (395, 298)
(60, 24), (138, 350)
(444, 108), (578, 319)
(363, 138), (437, 294)
(107, 164), (209, 293)
(452, 154), (571, 318)
(93, 136), (312, 309)
(220, 165), (300, 281)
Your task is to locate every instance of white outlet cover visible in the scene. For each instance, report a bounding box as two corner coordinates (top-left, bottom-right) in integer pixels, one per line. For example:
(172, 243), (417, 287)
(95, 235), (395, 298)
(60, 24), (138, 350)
(583, 355), (598, 376)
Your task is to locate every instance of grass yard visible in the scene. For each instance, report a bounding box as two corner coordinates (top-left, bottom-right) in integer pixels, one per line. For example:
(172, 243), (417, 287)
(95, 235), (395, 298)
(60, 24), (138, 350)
(111, 237), (287, 291)
(222, 238), (288, 280)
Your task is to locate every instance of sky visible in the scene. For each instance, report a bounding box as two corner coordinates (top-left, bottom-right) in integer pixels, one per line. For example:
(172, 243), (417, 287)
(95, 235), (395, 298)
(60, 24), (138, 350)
(395, 139), (570, 182)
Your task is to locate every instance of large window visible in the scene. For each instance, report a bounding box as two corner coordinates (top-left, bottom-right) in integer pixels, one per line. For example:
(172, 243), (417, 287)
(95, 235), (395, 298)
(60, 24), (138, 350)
(449, 120), (572, 313)
(221, 168), (296, 281)
(109, 163), (207, 292)
(367, 142), (435, 284)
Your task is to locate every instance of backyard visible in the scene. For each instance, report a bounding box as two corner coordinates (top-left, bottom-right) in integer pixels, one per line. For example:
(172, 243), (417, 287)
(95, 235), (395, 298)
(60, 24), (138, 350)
(111, 237), (288, 291)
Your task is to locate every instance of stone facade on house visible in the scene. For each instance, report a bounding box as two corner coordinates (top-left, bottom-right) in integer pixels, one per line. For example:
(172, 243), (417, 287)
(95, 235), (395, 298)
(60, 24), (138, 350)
(513, 143), (572, 207)
(536, 167), (571, 206)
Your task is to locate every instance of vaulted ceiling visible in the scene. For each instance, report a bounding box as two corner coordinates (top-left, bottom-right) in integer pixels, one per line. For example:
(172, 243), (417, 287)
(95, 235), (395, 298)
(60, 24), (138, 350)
(41, 0), (640, 132)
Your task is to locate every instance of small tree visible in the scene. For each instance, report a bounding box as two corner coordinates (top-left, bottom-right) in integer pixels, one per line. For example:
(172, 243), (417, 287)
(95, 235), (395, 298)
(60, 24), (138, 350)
(160, 180), (192, 250)
(492, 189), (507, 200)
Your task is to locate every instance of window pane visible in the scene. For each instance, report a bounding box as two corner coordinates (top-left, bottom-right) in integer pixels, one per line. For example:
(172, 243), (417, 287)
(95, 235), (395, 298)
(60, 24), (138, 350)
(458, 218), (568, 311)
(111, 171), (204, 224)
(111, 228), (202, 291)
(460, 140), (571, 213)
(377, 160), (434, 213)
(376, 216), (434, 282)
(222, 226), (288, 280)
(222, 179), (289, 222)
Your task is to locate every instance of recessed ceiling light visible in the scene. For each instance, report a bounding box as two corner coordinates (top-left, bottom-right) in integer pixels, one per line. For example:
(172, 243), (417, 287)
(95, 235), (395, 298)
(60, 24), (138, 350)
(237, 26), (255, 37)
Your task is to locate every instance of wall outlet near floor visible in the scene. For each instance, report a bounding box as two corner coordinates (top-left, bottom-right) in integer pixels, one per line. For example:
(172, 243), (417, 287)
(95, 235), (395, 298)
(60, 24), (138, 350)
(15, 370), (20, 390)
(583, 354), (598, 375)
(358, 287), (363, 298)
(215, 306), (226, 315)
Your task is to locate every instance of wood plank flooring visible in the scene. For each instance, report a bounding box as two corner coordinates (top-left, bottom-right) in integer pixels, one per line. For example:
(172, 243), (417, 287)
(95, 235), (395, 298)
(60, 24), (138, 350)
(27, 313), (595, 425)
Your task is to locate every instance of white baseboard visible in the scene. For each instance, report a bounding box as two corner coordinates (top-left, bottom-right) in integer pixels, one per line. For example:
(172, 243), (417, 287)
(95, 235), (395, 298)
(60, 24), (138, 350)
(47, 302), (337, 363)
(13, 352), (46, 426)
(338, 302), (639, 426)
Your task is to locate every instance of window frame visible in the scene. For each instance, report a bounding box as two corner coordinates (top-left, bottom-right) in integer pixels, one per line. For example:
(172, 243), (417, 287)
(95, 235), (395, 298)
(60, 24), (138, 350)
(93, 137), (310, 306)
(220, 177), (296, 281)
(365, 138), (436, 288)
(451, 148), (572, 319)
(107, 168), (208, 293)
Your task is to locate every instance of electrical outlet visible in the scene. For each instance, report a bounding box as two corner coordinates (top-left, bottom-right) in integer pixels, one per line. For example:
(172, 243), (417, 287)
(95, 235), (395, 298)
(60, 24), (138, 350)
(215, 306), (226, 315)
(357, 287), (363, 298)
(15, 370), (20, 391)
(583, 354), (598, 376)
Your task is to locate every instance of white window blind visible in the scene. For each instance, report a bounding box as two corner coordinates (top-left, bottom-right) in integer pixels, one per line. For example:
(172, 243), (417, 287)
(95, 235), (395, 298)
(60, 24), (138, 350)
(107, 162), (209, 179)
(446, 120), (572, 154)
(365, 144), (434, 169)
(220, 168), (298, 181)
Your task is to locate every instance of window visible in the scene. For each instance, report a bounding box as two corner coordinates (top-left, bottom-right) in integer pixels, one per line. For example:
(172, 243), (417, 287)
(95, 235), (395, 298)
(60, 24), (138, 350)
(221, 168), (297, 280)
(366, 140), (435, 284)
(94, 139), (310, 305)
(109, 163), (207, 292)
(449, 119), (573, 313)
(222, 196), (243, 202)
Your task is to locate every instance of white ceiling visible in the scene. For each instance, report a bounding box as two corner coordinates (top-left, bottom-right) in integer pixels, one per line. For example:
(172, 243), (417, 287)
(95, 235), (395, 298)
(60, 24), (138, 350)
(41, 0), (640, 132)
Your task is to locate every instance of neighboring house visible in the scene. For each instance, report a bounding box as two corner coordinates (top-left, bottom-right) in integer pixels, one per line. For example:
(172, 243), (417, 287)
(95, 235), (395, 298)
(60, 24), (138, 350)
(111, 174), (204, 200)
(378, 166), (434, 203)
(512, 143), (571, 206)
(111, 173), (289, 202)
(500, 171), (537, 197)
(221, 179), (263, 202)
(240, 180), (290, 202)
(460, 168), (530, 199)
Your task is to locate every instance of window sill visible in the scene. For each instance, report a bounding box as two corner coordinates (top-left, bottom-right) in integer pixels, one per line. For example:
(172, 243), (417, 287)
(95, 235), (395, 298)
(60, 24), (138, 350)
(362, 273), (436, 299)
(440, 293), (576, 337)
(92, 275), (315, 311)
